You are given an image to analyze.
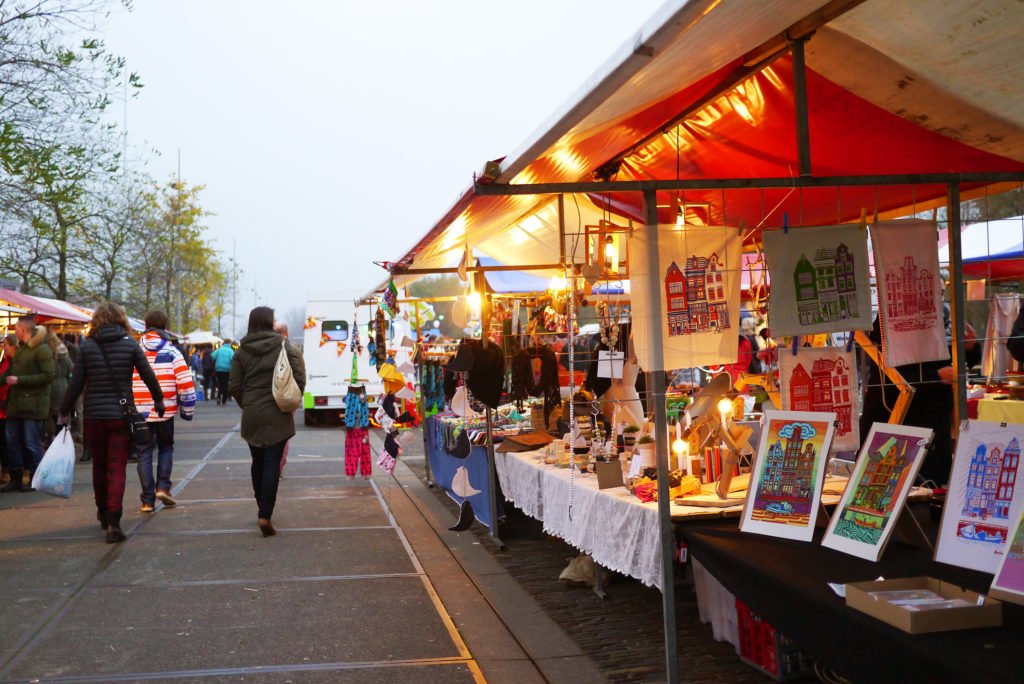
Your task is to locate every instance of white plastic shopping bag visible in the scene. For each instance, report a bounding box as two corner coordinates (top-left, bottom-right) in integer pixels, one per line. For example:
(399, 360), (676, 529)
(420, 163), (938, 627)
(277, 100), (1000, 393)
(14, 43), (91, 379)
(31, 427), (75, 498)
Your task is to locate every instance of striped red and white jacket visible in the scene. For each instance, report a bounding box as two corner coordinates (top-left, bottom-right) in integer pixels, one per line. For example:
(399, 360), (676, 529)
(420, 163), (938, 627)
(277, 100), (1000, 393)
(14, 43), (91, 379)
(132, 330), (196, 421)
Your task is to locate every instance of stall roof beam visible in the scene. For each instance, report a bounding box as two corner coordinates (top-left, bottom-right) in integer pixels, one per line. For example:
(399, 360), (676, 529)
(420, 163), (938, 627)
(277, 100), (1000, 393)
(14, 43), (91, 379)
(389, 262), (564, 276)
(474, 171), (1024, 196)
(792, 38), (812, 176)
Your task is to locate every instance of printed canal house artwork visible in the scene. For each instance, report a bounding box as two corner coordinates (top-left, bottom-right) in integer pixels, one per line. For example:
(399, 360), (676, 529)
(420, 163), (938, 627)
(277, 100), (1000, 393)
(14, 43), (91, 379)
(664, 254), (730, 336)
(956, 437), (1021, 545)
(832, 431), (919, 545)
(752, 419), (831, 526)
(788, 356), (853, 443)
(883, 255), (938, 332)
(793, 243), (858, 326)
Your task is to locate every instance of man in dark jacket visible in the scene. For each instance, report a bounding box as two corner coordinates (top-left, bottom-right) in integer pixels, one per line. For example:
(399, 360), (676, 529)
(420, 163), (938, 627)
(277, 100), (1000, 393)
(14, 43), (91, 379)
(0, 316), (55, 492)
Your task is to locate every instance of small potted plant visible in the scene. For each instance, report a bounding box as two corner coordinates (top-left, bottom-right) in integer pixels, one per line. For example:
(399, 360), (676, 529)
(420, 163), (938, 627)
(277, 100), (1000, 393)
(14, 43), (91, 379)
(623, 424), (640, 448)
(635, 434), (656, 469)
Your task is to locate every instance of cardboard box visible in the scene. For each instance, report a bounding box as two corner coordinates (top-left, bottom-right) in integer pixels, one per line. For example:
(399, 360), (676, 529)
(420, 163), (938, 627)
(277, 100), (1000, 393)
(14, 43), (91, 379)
(846, 577), (1002, 634)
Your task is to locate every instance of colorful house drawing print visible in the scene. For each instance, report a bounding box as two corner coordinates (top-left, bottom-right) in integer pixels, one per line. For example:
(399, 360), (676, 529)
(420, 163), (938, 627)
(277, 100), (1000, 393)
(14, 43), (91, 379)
(832, 433), (915, 545)
(752, 421), (828, 527)
(963, 438), (1019, 521)
(884, 256), (937, 332)
(787, 358), (853, 439)
(994, 517), (1024, 594)
(792, 243), (858, 326)
(664, 254), (730, 337)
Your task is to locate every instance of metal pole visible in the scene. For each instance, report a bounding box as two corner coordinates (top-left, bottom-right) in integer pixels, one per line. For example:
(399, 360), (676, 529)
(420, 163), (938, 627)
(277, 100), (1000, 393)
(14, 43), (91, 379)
(485, 406), (504, 549)
(413, 303), (432, 486)
(792, 39), (812, 177)
(557, 194), (567, 266)
(947, 183), (968, 434)
(642, 189), (679, 682)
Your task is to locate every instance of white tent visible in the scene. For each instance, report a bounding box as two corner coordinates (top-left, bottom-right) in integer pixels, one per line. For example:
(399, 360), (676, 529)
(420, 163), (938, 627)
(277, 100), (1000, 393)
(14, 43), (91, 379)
(183, 330), (223, 346)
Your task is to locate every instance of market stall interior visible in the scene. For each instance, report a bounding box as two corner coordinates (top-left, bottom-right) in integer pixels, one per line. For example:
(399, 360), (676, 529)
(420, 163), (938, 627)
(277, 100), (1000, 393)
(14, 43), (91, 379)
(358, 1), (1024, 681)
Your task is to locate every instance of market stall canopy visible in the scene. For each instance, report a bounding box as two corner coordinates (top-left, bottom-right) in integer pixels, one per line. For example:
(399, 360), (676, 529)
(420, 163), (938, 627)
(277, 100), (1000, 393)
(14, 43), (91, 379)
(0, 289), (91, 325)
(938, 216), (1024, 281)
(369, 0), (1024, 302)
(183, 330), (223, 346)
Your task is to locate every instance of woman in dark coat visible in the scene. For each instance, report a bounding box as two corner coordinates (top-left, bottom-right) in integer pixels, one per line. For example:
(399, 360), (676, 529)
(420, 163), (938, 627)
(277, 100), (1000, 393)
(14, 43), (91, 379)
(60, 303), (164, 543)
(229, 306), (305, 537)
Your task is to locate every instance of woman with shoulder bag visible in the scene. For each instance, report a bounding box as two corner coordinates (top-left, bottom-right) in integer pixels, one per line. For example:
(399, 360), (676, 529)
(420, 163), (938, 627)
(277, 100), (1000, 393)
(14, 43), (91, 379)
(229, 306), (305, 537)
(59, 303), (164, 543)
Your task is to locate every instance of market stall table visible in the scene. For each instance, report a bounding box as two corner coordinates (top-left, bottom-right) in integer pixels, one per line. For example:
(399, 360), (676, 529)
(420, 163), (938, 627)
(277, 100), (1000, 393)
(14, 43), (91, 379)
(495, 448), (847, 590)
(679, 525), (1024, 684)
(976, 396), (1024, 424)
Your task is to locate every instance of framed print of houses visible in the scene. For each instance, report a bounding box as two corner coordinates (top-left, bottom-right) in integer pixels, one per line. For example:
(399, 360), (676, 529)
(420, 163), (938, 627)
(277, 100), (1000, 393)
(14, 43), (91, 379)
(629, 225), (742, 371)
(821, 423), (933, 561)
(762, 224), (871, 337)
(990, 508), (1024, 607)
(740, 410), (837, 542)
(780, 347), (860, 453)
(871, 219), (950, 367)
(935, 421), (1024, 573)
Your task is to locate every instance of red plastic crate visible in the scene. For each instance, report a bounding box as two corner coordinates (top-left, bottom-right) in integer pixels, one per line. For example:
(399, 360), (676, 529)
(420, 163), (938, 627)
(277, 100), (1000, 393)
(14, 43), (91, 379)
(735, 599), (813, 681)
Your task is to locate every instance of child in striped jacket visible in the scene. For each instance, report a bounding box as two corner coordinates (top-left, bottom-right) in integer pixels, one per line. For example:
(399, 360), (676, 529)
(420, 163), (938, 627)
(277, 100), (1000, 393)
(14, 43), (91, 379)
(131, 311), (197, 512)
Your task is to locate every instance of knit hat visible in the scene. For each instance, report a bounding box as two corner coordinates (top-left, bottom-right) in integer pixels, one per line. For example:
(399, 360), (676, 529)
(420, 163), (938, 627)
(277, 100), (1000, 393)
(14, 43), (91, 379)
(467, 339), (505, 410)
(447, 340), (474, 373)
(378, 363), (405, 395)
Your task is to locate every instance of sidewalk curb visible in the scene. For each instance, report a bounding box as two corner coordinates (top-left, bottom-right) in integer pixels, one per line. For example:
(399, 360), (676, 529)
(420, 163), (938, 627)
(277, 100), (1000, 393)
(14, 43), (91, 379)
(371, 432), (608, 684)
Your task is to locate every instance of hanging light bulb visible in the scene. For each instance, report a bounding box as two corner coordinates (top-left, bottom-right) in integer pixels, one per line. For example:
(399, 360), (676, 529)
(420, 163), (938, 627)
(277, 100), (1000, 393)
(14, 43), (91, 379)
(549, 275), (567, 292)
(676, 204), (685, 228)
(467, 291), (482, 317)
(604, 235), (617, 272)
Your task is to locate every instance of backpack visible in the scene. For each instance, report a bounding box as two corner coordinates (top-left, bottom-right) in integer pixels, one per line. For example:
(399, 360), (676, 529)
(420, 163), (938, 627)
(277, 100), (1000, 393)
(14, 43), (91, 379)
(272, 340), (302, 412)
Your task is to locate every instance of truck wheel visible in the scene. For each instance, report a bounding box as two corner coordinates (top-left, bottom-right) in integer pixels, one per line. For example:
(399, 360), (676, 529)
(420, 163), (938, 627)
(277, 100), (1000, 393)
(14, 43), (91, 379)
(303, 410), (317, 427)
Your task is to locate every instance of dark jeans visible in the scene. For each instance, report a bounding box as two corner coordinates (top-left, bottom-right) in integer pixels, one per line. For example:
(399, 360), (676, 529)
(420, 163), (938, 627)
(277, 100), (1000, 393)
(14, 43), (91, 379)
(5, 418), (45, 474)
(216, 372), (231, 405)
(85, 418), (131, 515)
(0, 418), (6, 470)
(202, 373), (215, 400)
(137, 419), (175, 505)
(250, 440), (286, 520)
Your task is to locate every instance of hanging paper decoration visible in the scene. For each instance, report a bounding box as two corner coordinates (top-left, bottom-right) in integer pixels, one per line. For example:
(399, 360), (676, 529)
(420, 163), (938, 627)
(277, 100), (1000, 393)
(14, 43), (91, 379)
(935, 420), (1024, 573)
(336, 342), (347, 357)
(763, 224), (872, 336)
(303, 316), (319, 330)
(780, 347), (860, 453)
(871, 219), (949, 367)
(319, 332), (330, 347)
(628, 225), (742, 370)
(381, 277), (399, 317)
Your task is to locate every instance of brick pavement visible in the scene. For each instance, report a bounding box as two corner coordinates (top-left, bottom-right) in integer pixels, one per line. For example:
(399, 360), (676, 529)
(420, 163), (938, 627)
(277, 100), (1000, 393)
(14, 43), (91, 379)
(400, 428), (775, 684)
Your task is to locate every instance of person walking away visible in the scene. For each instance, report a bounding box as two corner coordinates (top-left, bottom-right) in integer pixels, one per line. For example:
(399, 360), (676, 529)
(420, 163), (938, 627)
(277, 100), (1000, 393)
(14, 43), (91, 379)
(0, 335), (15, 486)
(59, 303), (164, 543)
(272, 320), (305, 478)
(46, 334), (73, 448)
(0, 316), (55, 493)
(132, 310), (197, 513)
(189, 348), (204, 400)
(211, 341), (235, 405)
(201, 346), (216, 401)
(230, 307), (305, 537)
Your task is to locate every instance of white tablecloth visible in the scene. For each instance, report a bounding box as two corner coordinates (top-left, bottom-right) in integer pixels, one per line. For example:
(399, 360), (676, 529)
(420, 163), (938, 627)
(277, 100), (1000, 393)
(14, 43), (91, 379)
(495, 449), (737, 590)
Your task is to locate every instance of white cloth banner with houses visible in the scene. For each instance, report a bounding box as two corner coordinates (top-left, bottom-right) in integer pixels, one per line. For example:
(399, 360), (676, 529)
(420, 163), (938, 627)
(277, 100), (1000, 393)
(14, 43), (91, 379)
(871, 219), (949, 367)
(780, 347), (860, 453)
(628, 225), (742, 371)
(762, 224), (872, 337)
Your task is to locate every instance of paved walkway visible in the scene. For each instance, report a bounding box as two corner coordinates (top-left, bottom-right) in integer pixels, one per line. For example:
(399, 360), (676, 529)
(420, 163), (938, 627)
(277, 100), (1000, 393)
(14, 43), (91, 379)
(0, 405), (598, 683)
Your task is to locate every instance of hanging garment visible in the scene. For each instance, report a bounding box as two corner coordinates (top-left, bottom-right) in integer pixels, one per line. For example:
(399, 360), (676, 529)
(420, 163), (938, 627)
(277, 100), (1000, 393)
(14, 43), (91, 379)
(983, 293), (1021, 380)
(763, 223), (872, 336)
(344, 427), (372, 477)
(628, 224), (742, 371)
(344, 387), (369, 428)
(871, 220), (949, 366)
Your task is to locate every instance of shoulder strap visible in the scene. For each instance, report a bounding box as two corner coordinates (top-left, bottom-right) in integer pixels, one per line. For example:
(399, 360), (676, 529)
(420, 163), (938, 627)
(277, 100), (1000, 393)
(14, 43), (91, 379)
(95, 340), (130, 408)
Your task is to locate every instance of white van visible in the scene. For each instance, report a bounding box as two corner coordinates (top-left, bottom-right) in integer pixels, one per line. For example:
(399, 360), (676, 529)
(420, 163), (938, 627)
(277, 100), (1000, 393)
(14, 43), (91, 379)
(302, 290), (383, 426)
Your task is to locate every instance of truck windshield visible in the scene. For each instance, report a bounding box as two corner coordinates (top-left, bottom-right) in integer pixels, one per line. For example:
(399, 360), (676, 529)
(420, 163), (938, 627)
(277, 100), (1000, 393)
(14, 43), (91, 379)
(321, 320), (349, 342)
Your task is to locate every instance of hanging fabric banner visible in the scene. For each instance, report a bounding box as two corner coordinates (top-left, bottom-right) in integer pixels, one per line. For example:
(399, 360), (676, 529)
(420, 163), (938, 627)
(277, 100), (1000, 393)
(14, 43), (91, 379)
(763, 224), (871, 337)
(780, 346), (860, 453)
(871, 220), (949, 367)
(629, 225), (741, 371)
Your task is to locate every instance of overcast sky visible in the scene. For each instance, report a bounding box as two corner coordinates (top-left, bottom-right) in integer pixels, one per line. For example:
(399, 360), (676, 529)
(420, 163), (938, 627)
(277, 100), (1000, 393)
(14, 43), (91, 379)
(102, 0), (665, 333)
